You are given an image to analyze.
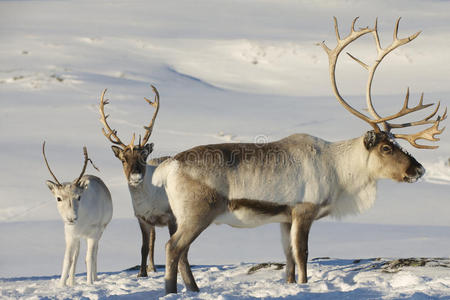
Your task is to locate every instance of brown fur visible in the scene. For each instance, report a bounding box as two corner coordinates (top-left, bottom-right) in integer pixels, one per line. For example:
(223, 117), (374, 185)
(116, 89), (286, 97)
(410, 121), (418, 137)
(228, 199), (291, 216)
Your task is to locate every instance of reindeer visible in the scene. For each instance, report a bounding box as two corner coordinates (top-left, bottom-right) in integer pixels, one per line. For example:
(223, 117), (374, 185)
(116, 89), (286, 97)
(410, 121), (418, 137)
(43, 142), (113, 286)
(152, 18), (447, 294)
(99, 85), (176, 277)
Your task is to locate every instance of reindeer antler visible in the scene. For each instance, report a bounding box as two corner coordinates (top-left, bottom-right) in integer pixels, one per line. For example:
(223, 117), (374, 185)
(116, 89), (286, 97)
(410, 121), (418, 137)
(75, 146), (99, 184)
(321, 17), (447, 149)
(99, 89), (130, 149)
(99, 85), (160, 149)
(75, 147), (89, 184)
(140, 85), (160, 147)
(42, 141), (61, 186)
(319, 17), (377, 131)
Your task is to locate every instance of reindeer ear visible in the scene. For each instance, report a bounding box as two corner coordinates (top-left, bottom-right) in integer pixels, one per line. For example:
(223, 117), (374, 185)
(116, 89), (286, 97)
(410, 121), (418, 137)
(364, 131), (379, 150)
(46, 180), (58, 192)
(75, 177), (89, 189)
(111, 146), (123, 159)
(144, 143), (154, 154)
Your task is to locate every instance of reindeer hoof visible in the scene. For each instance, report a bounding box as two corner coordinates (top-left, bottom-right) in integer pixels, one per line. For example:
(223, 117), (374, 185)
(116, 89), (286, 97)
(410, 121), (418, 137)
(147, 266), (157, 273)
(299, 277), (308, 284)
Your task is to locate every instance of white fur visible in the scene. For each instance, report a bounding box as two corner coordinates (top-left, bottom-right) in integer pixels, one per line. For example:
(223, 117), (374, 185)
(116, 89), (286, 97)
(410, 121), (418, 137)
(151, 159), (175, 188)
(46, 175), (113, 287)
(214, 209), (290, 228)
(129, 162), (171, 223)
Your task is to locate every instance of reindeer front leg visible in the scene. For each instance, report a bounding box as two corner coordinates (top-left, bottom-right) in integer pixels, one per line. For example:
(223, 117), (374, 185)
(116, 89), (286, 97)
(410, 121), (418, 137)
(67, 239), (80, 286)
(290, 203), (318, 283)
(60, 236), (79, 287)
(86, 238), (98, 284)
(280, 222), (295, 283)
(137, 218), (151, 277)
(148, 225), (156, 272)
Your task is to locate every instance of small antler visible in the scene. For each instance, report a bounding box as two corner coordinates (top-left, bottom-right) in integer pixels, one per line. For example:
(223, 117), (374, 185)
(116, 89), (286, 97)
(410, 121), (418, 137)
(42, 141), (61, 186)
(140, 85), (160, 147)
(321, 17), (446, 149)
(75, 147), (99, 184)
(75, 147), (89, 184)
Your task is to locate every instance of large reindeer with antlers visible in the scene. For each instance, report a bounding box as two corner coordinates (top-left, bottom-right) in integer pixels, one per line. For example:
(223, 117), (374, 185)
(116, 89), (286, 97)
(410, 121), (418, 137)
(99, 85), (176, 277)
(43, 143), (113, 286)
(152, 18), (447, 294)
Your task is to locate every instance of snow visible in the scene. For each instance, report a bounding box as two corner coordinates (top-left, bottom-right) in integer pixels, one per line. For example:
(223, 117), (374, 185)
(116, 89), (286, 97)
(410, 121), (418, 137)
(1, 0), (450, 298)
(2, 257), (450, 299)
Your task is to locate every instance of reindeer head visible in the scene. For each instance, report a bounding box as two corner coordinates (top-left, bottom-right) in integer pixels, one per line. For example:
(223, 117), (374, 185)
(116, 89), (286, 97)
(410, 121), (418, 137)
(363, 131), (424, 182)
(43, 142), (95, 225)
(99, 85), (160, 186)
(320, 17), (446, 182)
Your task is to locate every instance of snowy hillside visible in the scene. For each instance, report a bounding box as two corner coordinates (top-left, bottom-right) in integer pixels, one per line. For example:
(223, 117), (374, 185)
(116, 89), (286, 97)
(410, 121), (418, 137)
(1, 0), (449, 299)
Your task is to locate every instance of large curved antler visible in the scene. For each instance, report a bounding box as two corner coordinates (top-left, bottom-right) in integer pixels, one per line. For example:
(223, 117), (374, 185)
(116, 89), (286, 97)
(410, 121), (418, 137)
(319, 17), (377, 131)
(320, 17), (447, 149)
(42, 141), (61, 186)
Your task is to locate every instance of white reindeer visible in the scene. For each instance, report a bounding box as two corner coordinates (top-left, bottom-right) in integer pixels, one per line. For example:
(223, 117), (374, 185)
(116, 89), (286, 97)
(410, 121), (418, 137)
(152, 18), (447, 294)
(43, 142), (113, 286)
(99, 86), (177, 278)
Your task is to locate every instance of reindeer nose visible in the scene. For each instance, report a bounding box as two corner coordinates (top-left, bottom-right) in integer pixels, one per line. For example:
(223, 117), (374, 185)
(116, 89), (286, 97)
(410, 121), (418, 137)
(405, 163), (425, 181)
(130, 173), (143, 184)
(416, 165), (425, 178)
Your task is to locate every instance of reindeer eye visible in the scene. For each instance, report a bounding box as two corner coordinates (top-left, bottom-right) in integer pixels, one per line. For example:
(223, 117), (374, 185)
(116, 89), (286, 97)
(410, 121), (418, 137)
(381, 145), (392, 154)
(57, 197), (62, 202)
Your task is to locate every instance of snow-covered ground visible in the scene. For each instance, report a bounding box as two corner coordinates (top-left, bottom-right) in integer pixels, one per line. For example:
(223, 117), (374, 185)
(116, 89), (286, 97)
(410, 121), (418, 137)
(1, 0), (449, 298)
(3, 257), (450, 299)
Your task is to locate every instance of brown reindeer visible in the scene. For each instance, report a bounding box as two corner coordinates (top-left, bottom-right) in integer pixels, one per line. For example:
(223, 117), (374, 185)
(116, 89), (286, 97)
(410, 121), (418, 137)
(99, 85), (175, 277)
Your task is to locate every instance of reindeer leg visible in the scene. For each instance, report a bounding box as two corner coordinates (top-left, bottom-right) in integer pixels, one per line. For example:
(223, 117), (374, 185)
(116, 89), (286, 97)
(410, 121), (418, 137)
(86, 238), (96, 284)
(60, 236), (78, 287)
(147, 225), (157, 273)
(165, 174), (227, 294)
(290, 203), (318, 284)
(67, 238), (80, 286)
(93, 239), (99, 281)
(165, 218), (197, 291)
(280, 222), (296, 283)
(179, 246), (199, 292)
(165, 220), (210, 294)
(137, 218), (150, 277)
